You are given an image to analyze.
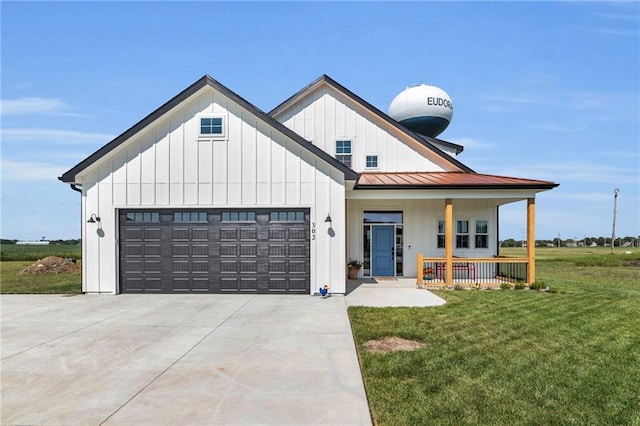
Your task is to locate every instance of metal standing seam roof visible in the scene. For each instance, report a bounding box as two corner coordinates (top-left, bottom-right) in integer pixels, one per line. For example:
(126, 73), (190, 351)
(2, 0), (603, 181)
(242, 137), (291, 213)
(355, 172), (559, 190)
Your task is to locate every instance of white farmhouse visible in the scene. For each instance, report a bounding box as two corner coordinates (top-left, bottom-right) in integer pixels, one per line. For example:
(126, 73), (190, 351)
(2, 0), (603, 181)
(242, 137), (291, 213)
(60, 75), (558, 294)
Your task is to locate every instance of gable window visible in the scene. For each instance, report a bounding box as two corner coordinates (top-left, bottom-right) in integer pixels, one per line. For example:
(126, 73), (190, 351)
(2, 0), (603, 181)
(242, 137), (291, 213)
(475, 220), (489, 248)
(365, 155), (378, 169)
(200, 116), (224, 137)
(456, 220), (470, 248)
(437, 220), (445, 248)
(335, 140), (352, 167)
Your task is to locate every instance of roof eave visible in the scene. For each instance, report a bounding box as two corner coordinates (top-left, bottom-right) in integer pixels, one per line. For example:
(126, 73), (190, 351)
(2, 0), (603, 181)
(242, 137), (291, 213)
(354, 183), (560, 191)
(61, 75), (358, 183)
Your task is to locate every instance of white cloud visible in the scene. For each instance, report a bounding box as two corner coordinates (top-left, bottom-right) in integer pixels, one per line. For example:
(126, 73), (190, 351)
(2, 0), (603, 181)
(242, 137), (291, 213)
(0, 97), (82, 116)
(0, 159), (67, 181)
(1, 128), (113, 145)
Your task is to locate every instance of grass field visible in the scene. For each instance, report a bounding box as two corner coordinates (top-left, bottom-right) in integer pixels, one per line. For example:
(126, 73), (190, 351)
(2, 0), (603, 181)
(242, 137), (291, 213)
(349, 249), (640, 425)
(0, 244), (82, 261)
(0, 244), (82, 293)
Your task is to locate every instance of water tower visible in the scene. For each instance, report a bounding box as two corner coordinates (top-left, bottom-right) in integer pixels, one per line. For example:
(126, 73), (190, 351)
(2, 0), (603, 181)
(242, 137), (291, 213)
(388, 84), (453, 137)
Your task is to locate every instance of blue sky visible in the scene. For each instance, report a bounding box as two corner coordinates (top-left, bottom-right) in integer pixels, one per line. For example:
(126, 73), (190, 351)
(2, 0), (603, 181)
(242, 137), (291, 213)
(1, 1), (638, 241)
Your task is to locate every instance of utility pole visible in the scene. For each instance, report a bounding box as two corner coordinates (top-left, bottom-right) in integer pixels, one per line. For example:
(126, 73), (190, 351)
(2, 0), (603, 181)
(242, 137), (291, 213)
(611, 188), (619, 255)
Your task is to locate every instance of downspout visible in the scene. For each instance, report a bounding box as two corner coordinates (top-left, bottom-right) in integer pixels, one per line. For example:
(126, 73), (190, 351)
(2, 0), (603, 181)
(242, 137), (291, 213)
(59, 178), (84, 292)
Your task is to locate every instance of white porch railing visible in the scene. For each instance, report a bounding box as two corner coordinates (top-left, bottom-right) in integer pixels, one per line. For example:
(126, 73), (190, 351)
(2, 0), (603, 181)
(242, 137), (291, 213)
(416, 254), (531, 288)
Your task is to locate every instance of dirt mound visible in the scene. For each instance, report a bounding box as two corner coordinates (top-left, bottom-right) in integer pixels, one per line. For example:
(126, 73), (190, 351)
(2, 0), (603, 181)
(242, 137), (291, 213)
(363, 336), (426, 353)
(19, 256), (81, 275)
(625, 259), (640, 267)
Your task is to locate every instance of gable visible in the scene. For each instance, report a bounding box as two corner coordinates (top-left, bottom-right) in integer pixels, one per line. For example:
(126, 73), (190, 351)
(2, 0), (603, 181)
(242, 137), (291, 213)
(60, 75), (358, 184)
(270, 75), (474, 174)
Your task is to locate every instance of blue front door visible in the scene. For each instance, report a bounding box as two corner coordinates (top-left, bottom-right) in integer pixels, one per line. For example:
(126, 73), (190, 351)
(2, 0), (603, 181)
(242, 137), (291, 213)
(372, 226), (394, 276)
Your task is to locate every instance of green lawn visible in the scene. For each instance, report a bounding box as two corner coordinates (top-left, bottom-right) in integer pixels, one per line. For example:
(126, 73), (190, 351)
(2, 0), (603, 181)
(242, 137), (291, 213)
(0, 261), (82, 294)
(0, 244), (82, 261)
(349, 254), (640, 425)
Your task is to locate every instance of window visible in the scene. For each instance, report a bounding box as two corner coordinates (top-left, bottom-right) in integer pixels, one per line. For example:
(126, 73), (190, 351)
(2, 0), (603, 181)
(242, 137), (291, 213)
(174, 212), (207, 222)
(456, 220), (469, 248)
(475, 220), (489, 248)
(126, 212), (159, 222)
(335, 140), (352, 167)
(200, 117), (224, 136)
(363, 211), (403, 224)
(222, 211), (256, 222)
(365, 155), (378, 169)
(270, 211), (305, 222)
(437, 220), (445, 248)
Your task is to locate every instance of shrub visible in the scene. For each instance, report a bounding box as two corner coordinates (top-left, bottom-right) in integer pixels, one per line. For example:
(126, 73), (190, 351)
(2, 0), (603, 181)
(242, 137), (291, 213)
(530, 281), (546, 291)
(514, 282), (526, 290)
(500, 282), (512, 290)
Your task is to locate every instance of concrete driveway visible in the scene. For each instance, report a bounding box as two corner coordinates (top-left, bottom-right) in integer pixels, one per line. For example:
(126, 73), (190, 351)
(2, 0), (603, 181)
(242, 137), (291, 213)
(1, 294), (372, 425)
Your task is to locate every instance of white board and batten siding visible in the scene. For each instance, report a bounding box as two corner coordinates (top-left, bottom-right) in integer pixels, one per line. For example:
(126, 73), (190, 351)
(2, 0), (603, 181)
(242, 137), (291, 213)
(79, 86), (346, 294)
(347, 198), (499, 278)
(276, 87), (448, 173)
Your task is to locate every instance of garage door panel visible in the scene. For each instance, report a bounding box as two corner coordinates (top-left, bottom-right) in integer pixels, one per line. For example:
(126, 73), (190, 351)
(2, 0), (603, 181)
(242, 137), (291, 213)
(288, 278), (308, 292)
(120, 209), (309, 294)
(221, 278), (239, 292)
(240, 278), (258, 292)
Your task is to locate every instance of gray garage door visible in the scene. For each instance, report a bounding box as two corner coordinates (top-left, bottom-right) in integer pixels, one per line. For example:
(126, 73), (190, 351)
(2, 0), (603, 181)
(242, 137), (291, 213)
(119, 209), (310, 294)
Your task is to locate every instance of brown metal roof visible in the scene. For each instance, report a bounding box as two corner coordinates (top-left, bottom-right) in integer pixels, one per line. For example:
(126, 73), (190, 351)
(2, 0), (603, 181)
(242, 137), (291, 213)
(355, 172), (559, 190)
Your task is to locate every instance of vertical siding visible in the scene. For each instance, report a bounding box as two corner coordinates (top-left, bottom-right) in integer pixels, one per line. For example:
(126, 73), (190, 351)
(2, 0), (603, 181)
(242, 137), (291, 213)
(278, 87), (447, 173)
(78, 86), (346, 294)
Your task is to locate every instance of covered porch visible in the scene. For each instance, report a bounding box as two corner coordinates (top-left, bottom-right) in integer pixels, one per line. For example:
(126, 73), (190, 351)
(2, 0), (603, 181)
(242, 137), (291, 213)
(346, 172), (558, 286)
(417, 198), (536, 288)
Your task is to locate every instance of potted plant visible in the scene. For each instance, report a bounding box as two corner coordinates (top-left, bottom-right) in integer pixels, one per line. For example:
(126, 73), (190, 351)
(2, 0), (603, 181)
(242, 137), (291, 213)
(423, 266), (434, 281)
(347, 258), (363, 279)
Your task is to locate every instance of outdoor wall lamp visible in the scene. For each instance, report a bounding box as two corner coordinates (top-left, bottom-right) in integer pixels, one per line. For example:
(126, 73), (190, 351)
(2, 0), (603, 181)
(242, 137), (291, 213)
(87, 214), (101, 223)
(324, 214), (332, 223)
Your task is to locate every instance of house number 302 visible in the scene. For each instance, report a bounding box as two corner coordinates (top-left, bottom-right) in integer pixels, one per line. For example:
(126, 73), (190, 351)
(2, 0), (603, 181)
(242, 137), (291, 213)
(311, 222), (316, 240)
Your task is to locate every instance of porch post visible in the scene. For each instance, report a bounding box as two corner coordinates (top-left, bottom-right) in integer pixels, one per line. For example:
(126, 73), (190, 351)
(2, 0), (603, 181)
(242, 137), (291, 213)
(445, 198), (453, 285)
(527, 197), (536, 284)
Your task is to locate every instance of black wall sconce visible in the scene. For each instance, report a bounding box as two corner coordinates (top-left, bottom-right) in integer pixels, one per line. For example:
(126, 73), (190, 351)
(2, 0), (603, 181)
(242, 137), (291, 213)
(324, 214), (332, 223)
(87, 214), (101, 223)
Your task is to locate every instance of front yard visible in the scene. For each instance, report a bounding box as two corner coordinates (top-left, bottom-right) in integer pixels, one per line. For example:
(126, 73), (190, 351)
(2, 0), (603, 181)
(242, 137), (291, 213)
(349, 256), (640, 425)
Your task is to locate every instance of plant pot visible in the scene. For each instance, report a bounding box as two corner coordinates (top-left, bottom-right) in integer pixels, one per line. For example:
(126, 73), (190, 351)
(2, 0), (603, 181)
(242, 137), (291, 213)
(347, 267), (360, 280)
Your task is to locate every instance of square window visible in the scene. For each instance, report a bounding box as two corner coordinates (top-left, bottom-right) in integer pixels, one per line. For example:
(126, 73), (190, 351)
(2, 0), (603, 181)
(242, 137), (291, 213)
(200, 117), (224, 136)
(365, 155), (378, 168)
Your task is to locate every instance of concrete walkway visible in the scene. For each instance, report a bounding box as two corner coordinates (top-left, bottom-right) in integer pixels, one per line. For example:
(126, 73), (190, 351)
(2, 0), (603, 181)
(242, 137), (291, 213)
(1, 294), (371, 425)
(345, 278), (447, 308)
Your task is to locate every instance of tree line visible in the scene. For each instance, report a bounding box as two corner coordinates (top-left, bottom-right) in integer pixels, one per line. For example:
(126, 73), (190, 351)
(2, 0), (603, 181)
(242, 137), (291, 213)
(501, 236), (640, 248)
